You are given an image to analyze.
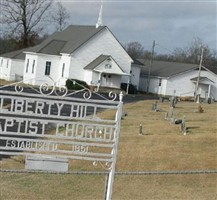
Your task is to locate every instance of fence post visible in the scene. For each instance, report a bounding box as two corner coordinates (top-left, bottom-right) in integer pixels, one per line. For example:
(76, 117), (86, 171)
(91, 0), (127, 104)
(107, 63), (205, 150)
(105, 92), (123, 200)
(104, 173), (109, 200)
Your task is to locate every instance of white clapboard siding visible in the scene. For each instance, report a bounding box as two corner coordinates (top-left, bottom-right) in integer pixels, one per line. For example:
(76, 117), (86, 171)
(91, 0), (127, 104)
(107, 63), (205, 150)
(23, 54), (61, 85)
(0, 58), (11, 81)
(139, 69), (217, 100)
(69, 28), (132, 83)
(0, 58), (24, 81)
(168, 70), (217, 99)
(131, 64), (142, 89)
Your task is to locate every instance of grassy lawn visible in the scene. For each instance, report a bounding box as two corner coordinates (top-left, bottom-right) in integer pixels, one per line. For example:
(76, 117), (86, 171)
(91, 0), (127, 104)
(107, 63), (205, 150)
(0, 95), (217, 199)
(0, 79), (15, 86)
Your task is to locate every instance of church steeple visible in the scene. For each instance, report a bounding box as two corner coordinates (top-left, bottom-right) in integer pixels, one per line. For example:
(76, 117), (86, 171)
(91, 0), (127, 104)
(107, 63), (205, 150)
(96, 1), (103, 28)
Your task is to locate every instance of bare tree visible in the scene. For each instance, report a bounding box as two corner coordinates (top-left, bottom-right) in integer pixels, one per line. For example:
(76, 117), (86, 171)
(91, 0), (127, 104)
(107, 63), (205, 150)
(186, 37), (206, 63)
(171, 37), (215, 65)
(125, 41), (144, 59)
(51, 2), (70, 32)
(0, 0), (53, 48)
(0, 36), (17, 54)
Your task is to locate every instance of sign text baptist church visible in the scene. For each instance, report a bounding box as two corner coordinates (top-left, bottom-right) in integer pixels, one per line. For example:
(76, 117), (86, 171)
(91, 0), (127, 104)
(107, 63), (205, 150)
(0, 88), (122, 164)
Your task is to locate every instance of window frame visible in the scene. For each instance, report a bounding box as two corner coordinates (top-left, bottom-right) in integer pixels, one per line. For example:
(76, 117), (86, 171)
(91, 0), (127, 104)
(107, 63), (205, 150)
(62, 63), (65, 77)
(32, 60), (35, 74)
(45, 61), (51, 76)
(6, 59), (9, 68)
(105, 63), (112, 69)
(26, 59), (29, 73)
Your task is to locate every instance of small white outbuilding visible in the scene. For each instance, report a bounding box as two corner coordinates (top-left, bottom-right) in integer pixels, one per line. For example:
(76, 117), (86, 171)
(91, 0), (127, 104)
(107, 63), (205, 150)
(138, 60), (217, 101)
(0, 49), (25, 81)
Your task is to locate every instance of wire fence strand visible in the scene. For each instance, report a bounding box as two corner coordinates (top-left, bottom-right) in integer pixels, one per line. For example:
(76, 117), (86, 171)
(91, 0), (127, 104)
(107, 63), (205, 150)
(0, 169), (216, 175)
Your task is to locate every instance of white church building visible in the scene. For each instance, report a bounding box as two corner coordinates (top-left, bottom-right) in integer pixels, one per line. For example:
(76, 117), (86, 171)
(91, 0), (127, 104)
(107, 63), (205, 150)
(22, 25), (133, 89)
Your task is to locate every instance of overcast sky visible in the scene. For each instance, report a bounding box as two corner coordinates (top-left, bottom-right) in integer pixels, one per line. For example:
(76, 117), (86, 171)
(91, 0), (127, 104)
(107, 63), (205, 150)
(59, 0), (216, 54)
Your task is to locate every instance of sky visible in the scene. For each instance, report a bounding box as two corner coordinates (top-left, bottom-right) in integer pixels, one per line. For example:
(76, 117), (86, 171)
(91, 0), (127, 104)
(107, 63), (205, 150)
(58, 0), (216, 54)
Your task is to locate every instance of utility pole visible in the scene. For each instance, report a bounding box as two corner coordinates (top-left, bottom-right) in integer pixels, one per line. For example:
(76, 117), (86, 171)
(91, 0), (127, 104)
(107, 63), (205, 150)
(195, 47), (204, 102)
(147, 40), (155, 93)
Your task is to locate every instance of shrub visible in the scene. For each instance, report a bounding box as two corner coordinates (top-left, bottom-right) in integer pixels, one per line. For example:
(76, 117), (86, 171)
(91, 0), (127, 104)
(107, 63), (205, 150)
(121, 83), (138, 94)
(65, 79), (89, 90)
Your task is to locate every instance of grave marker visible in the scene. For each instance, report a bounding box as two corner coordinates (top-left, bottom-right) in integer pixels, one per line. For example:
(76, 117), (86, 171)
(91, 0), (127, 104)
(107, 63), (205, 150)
(139, 124), (143, 135)
(152, 101), (160, 112)
(170, 90), (178, 108)
(180, 116), (187, 135)
(165, 107), (174, 120)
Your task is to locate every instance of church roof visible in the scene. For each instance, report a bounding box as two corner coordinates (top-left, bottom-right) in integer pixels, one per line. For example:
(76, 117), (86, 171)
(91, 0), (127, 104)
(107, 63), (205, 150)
(25, 25), (106, 55)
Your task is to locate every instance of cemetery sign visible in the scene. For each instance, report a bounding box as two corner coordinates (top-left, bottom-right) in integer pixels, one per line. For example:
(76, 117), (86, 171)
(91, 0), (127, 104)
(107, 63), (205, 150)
(0, 79), (123, 200)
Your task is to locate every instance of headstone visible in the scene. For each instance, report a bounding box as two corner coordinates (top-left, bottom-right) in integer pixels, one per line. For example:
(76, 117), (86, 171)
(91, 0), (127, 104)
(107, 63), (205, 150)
(152, 101), (158, 112)
(159, 97), (164, 102)
(207, 98), (212, 104)
(180, 116), (187, 135)
(170, 96), (177, 108)
(139, 124), (143, 135)
(165, 107), (174, 120)
(169, 117), (175, 125)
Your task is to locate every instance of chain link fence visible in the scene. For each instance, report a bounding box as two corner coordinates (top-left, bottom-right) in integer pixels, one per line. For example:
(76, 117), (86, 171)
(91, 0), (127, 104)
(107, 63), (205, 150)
(1, 167), (217, 200)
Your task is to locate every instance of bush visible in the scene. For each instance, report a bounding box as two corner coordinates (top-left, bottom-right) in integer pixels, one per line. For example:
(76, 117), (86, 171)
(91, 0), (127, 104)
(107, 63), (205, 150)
(121, 83), (138, 94)
(66, 79), (89, 90)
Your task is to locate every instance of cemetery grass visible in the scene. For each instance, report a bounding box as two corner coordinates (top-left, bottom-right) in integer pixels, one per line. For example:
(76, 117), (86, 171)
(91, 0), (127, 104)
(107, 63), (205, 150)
(0, 99), (217, 200)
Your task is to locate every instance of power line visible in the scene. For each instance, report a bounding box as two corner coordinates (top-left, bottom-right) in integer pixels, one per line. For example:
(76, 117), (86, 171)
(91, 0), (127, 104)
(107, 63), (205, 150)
(155, 43), (174, 54)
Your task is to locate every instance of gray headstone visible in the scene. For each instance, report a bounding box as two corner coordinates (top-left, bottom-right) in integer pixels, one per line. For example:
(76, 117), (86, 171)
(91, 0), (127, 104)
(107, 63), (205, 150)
(168, 107), (174, 118)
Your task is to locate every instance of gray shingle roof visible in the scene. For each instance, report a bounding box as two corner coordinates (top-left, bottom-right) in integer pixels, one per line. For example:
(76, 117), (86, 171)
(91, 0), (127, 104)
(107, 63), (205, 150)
(0, 48), (27, 60)
(39, 40), (67, 55)
(138, 59), (199, 78)
(25, 25), (106, 55)
(84, 55), (110, 70)
(132, 59), (144, 66)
